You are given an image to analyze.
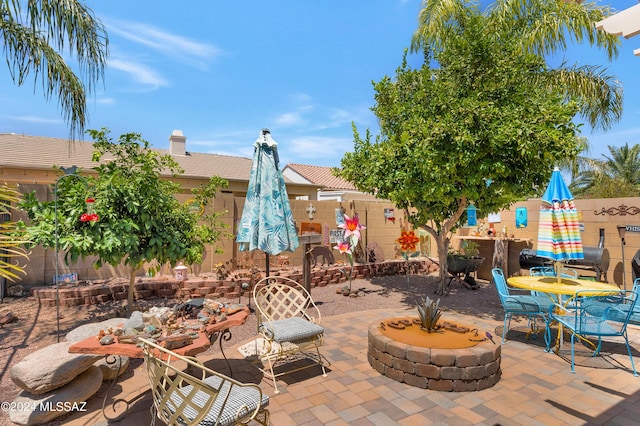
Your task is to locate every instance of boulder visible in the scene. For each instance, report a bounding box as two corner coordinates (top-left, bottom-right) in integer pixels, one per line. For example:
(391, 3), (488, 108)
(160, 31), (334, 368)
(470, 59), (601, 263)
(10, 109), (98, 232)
(9, 365), (103, 426)
(122, 311), (144, 333)
(0, 308), (17, 326)
(94, 355), (130, 381)
(65, 317), (127, 342)
(10, 342), (102, 394)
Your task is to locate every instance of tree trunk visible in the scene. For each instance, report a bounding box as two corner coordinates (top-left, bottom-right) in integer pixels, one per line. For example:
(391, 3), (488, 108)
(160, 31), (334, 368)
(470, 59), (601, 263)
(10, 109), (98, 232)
(127, 267), (136, 316)
(435, 235), (449, 295)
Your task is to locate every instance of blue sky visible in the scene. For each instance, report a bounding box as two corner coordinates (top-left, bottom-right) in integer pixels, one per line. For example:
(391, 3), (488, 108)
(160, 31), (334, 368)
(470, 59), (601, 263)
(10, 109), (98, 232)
(0, 0), (638, 168)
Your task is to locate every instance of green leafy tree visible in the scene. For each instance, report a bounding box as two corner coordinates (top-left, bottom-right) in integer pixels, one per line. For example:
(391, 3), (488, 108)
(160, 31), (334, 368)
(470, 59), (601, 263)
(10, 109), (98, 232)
(183, 176), (232, 272)
(571, 143), (640, 198)
(411, 0), (622, 132)
(337, 1), (620, 295)
(19, 129), (229, 312)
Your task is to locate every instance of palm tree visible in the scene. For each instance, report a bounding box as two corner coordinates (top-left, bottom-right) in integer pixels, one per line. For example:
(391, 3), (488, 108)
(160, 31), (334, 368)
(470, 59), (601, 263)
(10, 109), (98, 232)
(0, 1), (108, 286)
(410, 0), (622, 132)
(0, 0), (108, 139)
(571, 143), (640, 198)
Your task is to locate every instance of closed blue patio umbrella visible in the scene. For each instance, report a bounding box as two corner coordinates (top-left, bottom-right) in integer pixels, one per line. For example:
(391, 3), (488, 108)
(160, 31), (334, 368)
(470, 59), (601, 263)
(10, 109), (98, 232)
(237, 129), (299, 275)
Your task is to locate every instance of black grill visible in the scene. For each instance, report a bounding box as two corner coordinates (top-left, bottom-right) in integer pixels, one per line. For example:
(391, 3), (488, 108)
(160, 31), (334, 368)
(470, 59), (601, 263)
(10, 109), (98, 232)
(519, 246), (610, 282)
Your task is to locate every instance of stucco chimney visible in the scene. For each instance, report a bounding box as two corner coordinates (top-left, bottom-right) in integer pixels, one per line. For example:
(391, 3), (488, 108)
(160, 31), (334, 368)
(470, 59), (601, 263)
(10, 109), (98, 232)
(169, 130), (186, 156)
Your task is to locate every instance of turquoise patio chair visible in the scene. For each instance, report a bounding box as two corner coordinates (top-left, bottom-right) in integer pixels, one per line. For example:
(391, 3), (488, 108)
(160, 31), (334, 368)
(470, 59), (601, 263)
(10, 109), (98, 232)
(546, 288), (639, 376)
(492, 268), (554, 344)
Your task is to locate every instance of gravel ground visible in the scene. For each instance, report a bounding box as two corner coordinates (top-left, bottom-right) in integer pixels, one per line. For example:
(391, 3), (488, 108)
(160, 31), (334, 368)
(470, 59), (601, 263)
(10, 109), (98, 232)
(0, 271), (503, 425)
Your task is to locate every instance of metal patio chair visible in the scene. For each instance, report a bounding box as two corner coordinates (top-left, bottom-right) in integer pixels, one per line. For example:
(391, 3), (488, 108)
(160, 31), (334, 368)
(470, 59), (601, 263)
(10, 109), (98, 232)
(546, 288), (639, 375)
(492, 268), (554, 344)
(251, 276), (328, 393)
(140, 338), (270, 426)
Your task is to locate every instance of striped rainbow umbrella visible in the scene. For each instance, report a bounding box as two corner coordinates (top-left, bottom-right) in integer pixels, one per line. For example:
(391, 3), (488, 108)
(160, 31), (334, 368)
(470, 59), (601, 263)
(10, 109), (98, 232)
(536, 167), (583, 282)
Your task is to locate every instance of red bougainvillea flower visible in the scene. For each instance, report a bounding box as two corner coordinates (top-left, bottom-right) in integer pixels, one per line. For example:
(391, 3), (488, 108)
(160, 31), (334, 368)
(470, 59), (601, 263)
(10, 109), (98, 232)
(334, 241), (352, 255)
(340, 214), (366, 240)
(396, 230), (420, 252)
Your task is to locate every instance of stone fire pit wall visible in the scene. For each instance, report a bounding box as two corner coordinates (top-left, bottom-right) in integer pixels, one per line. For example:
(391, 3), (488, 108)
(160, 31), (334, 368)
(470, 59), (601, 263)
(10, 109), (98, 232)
(367, 323), (501, 392)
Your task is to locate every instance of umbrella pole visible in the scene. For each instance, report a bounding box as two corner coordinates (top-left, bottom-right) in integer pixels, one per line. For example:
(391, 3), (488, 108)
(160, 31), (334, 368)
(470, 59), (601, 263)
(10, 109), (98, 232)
(555, 261), (561, 284)
(266, 253), (270, 277)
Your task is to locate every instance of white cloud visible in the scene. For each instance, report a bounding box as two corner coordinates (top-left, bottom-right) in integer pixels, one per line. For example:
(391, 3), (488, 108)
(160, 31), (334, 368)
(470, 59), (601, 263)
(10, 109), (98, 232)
(109, 59), (169, 89)
(3, 115), (62, 124)
(106, 20), (221, 69)
(95, 97), (116, 105)
(275, 112), (304, 126)
(288, 135), (352, 161)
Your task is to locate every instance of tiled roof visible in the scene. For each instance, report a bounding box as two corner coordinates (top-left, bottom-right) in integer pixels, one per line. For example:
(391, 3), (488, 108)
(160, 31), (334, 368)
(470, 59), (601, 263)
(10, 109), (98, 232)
(284, 163), (356, 190)
(0, 133), (254, 181)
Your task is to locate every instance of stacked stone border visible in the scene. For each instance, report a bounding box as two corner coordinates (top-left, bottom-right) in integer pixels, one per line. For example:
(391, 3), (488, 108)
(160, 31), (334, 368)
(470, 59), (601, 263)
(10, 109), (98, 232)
(367, 323), (501, 391)
(30, 259), (438, 307)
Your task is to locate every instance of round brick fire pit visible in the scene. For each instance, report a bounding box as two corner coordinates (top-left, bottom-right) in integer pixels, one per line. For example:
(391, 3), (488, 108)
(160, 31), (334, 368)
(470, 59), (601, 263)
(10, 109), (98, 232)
(367, 318), (501, 391)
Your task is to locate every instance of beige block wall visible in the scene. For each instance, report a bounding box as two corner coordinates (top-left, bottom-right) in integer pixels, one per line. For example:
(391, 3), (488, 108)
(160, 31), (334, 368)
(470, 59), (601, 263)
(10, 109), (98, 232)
(10, 184), (640, 291)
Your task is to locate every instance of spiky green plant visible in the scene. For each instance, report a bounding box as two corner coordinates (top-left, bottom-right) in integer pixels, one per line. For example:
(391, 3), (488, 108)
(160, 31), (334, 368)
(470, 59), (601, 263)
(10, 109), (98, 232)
(417, 296), (442, 332)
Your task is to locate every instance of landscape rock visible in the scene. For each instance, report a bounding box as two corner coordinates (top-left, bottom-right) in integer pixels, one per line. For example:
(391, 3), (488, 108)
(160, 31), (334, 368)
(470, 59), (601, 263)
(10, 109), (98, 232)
(10, 342), (102, 394)
(9, 365), (103, 426)
(94, 355), (129, 381)
(65, 317), (127, 342)
(0, 308), (18, 326)
(123, 311), (144, 333)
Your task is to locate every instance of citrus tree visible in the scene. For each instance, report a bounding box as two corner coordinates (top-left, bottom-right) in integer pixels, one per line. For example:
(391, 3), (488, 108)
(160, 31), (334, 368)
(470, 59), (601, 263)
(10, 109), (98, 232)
(19, 129), (229, 312)
(337, 0), (621, 295)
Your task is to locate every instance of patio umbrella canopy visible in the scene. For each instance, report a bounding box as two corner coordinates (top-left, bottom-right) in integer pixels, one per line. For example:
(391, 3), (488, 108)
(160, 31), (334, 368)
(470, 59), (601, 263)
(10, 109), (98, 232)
(536, 167), (584, 282)
(236, 129), (299, 274)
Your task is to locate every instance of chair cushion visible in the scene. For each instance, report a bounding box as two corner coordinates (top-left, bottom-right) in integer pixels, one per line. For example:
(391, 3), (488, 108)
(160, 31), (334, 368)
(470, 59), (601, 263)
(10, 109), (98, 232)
(261, 317), (324, 343)
(168, 375), (269, 426)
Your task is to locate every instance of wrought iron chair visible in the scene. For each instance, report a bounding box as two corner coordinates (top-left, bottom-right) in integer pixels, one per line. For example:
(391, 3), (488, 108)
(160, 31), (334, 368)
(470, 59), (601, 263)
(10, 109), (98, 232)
(581, 279), (640, 326)
(139, 338), (270, 426)
(251, 276), (328, 393)
(546, 289), (639, 375)
(492, 268), (554, 344)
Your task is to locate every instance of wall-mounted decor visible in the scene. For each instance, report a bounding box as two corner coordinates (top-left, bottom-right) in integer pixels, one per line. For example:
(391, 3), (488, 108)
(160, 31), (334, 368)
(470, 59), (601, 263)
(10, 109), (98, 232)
(335, 208), (345, 226)
(594, 204), (640, 216)
(515, 207), (528, 228)
(300, 222), (322, 235)
(487, 213), (501, 223)
(384, 208), (395, 223)
(330, 229), (346, 243)
(306, 203), (316, 220)
(466, 204), (477, 226)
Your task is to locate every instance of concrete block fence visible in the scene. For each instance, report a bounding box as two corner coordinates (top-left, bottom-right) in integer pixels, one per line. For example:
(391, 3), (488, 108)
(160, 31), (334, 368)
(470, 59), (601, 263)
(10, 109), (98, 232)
(30, 259), (439, 307)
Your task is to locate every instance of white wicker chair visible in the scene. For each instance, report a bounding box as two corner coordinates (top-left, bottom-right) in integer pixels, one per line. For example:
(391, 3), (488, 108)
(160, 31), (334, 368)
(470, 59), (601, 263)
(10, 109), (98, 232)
(250, 276), (328, 393)
(139, 338), (269, 426)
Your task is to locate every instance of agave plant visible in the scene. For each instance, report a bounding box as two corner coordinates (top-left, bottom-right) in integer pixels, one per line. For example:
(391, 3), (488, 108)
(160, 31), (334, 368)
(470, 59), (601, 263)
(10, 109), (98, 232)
(417, 296), (442, 332)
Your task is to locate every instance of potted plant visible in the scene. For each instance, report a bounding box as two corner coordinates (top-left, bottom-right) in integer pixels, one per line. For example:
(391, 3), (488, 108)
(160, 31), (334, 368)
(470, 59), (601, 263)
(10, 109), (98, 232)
(446, 240), (484, 287)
